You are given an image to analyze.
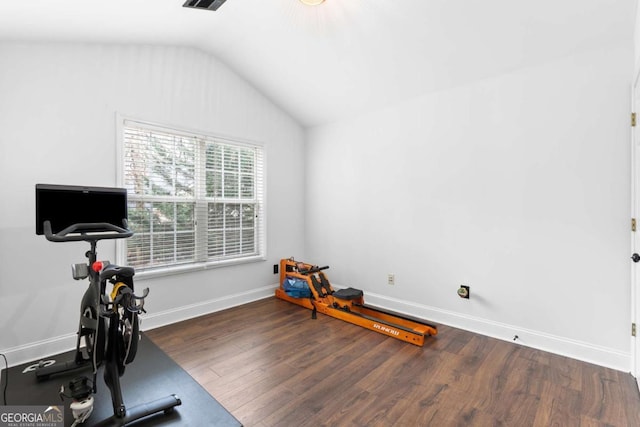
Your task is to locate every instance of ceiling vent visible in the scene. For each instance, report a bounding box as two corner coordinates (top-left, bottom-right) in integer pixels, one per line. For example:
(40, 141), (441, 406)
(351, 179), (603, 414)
(182, 0), (227, 11)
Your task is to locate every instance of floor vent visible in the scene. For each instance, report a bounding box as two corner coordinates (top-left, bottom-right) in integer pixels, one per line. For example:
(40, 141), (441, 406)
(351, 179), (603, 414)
(182, 0), (227, 11)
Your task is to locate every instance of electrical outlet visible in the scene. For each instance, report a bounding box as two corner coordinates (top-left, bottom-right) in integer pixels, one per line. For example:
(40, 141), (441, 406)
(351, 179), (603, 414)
(273, 264), (278, 274)
(388, 274), (395, 285)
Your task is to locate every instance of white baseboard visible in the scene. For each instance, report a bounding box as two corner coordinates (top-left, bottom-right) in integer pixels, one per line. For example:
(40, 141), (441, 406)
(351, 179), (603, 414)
(3, 284), (278, 367)
(1, 334), (79, 370)
(4, 284), (630, 373)
(358, 289), (631, 373)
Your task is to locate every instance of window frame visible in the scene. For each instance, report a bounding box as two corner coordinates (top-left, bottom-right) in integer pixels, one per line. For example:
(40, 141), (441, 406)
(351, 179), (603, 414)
(116, 115), (266, 277)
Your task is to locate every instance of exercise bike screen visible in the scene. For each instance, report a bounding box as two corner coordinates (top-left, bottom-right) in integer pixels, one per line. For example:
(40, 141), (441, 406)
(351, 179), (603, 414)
(35, 183), (128, 235)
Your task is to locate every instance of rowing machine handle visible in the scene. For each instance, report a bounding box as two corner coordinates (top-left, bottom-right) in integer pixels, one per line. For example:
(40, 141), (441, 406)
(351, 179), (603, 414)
(298, 265), (329, 274)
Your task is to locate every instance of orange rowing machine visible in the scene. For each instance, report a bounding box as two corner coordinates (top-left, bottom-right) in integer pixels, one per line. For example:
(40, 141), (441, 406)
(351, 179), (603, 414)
(275, 258), (437, 346)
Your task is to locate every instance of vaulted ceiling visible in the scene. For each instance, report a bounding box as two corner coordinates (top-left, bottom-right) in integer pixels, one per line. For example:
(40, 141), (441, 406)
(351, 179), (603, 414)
(0, 0), (634, 127)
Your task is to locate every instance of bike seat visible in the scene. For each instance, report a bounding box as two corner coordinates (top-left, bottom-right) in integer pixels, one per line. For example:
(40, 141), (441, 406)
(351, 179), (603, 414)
(100, 264), (135, 281)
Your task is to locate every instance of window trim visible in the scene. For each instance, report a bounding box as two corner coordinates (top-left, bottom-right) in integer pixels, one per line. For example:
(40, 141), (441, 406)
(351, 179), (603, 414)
(115, 114), (267, 277)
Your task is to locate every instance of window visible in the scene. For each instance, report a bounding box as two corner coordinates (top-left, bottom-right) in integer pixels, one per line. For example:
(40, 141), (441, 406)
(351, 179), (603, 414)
(118, 119), (265, 272)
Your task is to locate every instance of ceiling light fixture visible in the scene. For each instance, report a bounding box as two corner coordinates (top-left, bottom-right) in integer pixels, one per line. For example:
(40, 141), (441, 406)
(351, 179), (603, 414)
(299, 0), (325, 5)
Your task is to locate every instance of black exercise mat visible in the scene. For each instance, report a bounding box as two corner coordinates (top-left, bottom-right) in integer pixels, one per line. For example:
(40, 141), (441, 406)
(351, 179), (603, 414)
(1, 334), (242, 427)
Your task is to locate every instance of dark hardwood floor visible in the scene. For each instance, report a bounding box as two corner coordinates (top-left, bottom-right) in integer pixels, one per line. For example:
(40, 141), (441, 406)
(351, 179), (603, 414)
(146, 297), (640, 426)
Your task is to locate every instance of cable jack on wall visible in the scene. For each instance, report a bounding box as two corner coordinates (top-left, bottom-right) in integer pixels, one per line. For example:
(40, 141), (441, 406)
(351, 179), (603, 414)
(457, 285), (470, 299)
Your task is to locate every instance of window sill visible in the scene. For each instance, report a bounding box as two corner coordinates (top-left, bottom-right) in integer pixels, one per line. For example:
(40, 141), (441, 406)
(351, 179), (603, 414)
(133, 256), (266, 281)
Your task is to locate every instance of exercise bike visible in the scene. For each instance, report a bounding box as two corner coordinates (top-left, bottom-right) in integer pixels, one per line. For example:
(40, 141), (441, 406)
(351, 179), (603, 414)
(34, 184), (181, 426)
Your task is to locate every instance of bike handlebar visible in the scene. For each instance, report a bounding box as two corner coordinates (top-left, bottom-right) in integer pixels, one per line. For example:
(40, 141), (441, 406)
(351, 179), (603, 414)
(43, 220), (133, 242)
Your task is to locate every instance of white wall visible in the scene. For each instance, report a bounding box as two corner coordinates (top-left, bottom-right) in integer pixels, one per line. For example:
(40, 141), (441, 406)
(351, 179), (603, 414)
(0, 42), (305, 364)
(306, 44), (633, 370)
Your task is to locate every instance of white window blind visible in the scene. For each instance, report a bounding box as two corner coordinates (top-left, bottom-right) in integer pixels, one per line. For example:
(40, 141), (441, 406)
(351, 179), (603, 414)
(120, 119), (265, 272)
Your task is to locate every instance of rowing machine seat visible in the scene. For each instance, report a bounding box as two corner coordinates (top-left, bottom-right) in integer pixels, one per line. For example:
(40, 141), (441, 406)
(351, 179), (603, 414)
(333, 287), (363, 301)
